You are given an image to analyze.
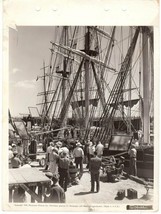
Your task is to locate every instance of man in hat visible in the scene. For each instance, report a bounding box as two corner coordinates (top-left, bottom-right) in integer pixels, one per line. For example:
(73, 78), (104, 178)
(89, 151), (102, 193)
(128, 144), (137, 176)
(73, 142), (84, 178)
(11, 151), (21, 168)
(58, 142), (69, 157)
(44, 173), (65, 203)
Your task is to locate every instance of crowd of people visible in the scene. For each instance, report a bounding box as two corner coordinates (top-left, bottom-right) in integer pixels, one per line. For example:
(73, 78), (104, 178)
(8, 137), (138, 203)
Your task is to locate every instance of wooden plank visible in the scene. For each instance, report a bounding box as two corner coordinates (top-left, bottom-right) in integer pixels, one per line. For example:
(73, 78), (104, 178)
(9, 170), (17, 184)
(10, 169), (26, 184)
(23, 168), (49, 182)
(9, 168), (50, 185)
(19, 169), (38, 183)
(20, 184), (41, 203)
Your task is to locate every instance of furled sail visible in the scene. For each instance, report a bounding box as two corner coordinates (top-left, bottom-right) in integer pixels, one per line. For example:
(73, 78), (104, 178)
(71, 98), (99, 110)
(109, 98), (140, 108)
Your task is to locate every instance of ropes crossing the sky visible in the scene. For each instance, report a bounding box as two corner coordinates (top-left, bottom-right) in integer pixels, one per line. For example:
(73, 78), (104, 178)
(92, 27), (140, 144)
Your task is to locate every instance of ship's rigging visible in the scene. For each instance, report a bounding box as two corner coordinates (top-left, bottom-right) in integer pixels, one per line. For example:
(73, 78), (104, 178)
(36, 26), (154, 145)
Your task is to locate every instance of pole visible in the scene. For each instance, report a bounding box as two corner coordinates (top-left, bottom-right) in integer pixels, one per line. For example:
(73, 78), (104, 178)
(42, 61), (47, 126)
(127, 27), (132, 134)
(61, 26), (68, 129)
(84, 27), (90, 132)
(142, 28), (150, 144)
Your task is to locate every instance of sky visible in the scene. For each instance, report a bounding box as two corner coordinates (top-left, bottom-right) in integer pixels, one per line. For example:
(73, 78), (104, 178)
(9, 26), (56, 116)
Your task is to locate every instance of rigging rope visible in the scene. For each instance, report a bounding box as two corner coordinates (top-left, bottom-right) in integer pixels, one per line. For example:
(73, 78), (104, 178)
(91, 27), (140, 144)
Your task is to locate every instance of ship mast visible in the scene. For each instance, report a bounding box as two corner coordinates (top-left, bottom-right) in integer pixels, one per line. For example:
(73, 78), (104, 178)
(61, 26), (68, 127)
(84, 27), (90, 131)
(142, 27), (150, 144)
(127, 27), (132, 134)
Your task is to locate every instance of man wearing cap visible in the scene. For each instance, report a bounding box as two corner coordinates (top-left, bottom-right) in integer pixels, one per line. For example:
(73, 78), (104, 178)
(90, 151), (102, 193)
(73, 142), (84, 178)
(45, 173), (65, 203)
(11, 151), (21, 168)
(128, 144), (137, 176)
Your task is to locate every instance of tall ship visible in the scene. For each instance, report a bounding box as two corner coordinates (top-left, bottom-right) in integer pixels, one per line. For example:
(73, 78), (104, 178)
(9, 26), (154, 179)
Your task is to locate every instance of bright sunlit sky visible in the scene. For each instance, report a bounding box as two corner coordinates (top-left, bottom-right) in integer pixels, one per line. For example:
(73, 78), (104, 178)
(9, 26), (56, 116)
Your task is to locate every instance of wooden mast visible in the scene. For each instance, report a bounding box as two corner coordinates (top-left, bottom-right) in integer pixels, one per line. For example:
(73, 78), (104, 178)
(84, 27), (90, 131)
(42, 60), (47, 126)
(61, 26), (68, 128)
(142, 27), (150, 144)
(127, 27), (132, 134)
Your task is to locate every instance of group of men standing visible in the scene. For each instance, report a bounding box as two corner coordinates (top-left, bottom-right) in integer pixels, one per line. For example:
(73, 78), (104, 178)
(8, 136), (138, 203)
(44, 139), (105, 194)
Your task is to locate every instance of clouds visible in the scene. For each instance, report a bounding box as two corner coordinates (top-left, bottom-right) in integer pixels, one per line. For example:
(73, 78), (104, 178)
(12, 67), (21, 74)
(14, 79), (36, 89)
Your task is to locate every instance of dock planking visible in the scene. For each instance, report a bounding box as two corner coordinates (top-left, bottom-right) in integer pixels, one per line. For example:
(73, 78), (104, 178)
(9, 168), (50, 186)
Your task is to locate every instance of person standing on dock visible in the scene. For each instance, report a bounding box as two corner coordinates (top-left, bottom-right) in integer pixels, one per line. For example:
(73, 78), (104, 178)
(58, 152), (70, 192)
(48, 148), (59, 175)
(88, 141), (96, 170)
(45, 142), (54, 170)
(84, 140), (90, 169)
(73, 142), (84, 179)
(95, 141), (104, 158)
(89, 151), (102, 193)
(128, 144), (137, 176)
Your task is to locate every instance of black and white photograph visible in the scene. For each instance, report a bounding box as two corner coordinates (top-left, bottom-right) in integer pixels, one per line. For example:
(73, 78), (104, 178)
(2, 0), (159, 212)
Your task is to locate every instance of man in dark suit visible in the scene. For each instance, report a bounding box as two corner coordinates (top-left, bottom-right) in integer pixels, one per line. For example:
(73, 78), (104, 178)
(58, 152), (70, 192)
(89, 151), (102, 193)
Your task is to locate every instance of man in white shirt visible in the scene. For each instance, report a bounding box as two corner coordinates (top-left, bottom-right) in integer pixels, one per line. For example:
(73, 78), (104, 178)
(95, 141), (104, 158)
(128, 144), (137, 176)
(88, 141), (95, 157)
(45, 142), (54, 170)
(73, 142), (84, 179)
